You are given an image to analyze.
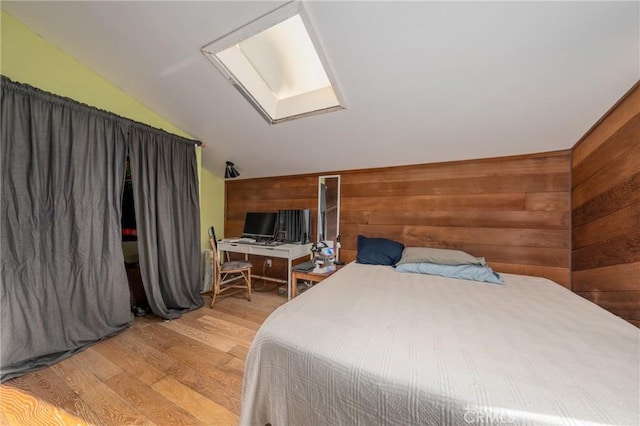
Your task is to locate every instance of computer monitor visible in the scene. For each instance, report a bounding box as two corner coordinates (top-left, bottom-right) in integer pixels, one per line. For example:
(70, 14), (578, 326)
(277, 209), (311, 243)
(242, 212), (278, 240)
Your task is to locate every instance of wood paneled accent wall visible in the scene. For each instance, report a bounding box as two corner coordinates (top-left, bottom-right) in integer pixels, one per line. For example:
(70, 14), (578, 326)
(225, 150), (571, 286)
(571, 82), (640, 327)
(225, 176), (319, 279)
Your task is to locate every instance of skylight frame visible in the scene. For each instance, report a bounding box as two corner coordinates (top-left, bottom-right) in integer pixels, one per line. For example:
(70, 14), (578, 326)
(201, 1), (345, 125)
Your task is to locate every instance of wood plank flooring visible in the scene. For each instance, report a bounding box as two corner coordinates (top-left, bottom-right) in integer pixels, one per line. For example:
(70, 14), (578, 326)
(0, 288), (286, 425)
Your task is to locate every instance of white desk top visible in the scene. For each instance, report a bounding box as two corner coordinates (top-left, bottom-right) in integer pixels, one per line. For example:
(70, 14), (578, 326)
(217, 241), (312, 259)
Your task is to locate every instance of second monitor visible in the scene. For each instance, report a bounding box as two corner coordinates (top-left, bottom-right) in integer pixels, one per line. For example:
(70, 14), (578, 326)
(277, 209), (311, 244)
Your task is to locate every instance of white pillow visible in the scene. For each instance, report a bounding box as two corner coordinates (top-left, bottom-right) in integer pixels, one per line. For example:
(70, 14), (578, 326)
(396, 247), (486, 266)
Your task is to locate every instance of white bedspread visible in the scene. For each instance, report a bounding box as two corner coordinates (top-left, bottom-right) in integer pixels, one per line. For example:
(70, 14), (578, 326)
(240, 263), (639, 425)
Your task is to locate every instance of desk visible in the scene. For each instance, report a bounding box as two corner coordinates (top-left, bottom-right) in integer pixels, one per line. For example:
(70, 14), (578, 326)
(217, 241), (312, 301)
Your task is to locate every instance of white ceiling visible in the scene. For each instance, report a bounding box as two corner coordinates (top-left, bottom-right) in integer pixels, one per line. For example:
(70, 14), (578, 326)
(3, 1), (639, 179)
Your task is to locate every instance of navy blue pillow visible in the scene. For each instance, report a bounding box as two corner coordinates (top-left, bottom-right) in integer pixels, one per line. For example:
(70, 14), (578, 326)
(356, 235), (404, 265)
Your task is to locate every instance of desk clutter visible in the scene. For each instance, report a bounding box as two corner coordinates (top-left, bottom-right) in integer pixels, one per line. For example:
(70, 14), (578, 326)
(310, 241), (336, 273)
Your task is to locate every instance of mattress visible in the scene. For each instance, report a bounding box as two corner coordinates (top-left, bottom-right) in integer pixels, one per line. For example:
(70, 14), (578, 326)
(240, 262), (639, 425)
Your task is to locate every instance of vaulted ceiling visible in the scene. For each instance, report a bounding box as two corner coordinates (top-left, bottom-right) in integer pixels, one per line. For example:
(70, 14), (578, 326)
(3, 1), (638, 179)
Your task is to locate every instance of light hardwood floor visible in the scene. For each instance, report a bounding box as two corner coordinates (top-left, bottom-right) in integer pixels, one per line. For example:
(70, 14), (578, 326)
(0, 288), (286, 425)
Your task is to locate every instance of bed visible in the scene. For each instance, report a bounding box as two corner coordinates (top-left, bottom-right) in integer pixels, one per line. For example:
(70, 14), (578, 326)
(240, 262), (639, 425)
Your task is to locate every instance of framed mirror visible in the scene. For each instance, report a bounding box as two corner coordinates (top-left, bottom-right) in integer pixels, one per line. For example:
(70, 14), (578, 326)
(317, 175), (340, 259)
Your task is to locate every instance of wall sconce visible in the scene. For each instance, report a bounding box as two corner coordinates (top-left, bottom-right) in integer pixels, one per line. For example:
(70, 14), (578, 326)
(225, 161), (240, 178)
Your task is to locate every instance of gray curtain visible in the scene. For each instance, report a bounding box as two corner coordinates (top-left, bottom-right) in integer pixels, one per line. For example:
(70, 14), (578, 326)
(128, 127), (203, 319)
(1, 77), (203, 381)
(1, 78), (132, 381)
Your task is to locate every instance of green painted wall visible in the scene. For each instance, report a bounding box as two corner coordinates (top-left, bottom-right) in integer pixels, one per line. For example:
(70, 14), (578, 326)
(1, 11), (224, 249)
(201, 168), (226, 243)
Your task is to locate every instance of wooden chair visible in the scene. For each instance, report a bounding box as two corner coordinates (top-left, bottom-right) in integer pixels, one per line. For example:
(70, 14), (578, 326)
(208, 227), (252, 307)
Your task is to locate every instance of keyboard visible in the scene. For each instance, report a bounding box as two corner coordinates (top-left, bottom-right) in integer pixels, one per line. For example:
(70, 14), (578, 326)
(223, 238), (256, 243)
(247, 240), (284, 246)
(222, 238), (283, 246)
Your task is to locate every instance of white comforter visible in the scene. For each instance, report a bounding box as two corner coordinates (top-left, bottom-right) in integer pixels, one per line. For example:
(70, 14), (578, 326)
(240, 262), (639, 425)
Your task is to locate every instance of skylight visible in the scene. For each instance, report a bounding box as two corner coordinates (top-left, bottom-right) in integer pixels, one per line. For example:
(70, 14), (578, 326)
(202, 2), (344, 124)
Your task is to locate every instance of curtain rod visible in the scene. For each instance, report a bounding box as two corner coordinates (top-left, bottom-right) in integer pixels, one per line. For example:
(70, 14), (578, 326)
(1, 75), (202, 147)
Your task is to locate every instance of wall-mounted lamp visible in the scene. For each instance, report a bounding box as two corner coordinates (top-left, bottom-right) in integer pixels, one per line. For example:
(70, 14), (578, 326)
(225, 161), (240, 179)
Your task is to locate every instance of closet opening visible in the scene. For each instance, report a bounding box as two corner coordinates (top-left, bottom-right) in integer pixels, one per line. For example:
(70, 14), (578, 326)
(121, 155), (149, 317)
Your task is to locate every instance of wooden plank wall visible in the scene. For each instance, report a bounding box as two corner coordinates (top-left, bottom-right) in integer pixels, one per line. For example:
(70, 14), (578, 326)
(571, 82), (640, 327)
(225, 175), (319, 279)
(225, 150), (571, 286)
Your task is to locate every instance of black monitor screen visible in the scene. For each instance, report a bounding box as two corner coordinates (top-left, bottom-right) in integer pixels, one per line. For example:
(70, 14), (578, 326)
(242, 212), (278, 239)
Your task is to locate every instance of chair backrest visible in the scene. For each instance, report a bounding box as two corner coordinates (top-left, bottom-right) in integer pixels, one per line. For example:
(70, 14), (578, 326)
(208, 227), (218, 250)
(208, 227), (221, 270)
